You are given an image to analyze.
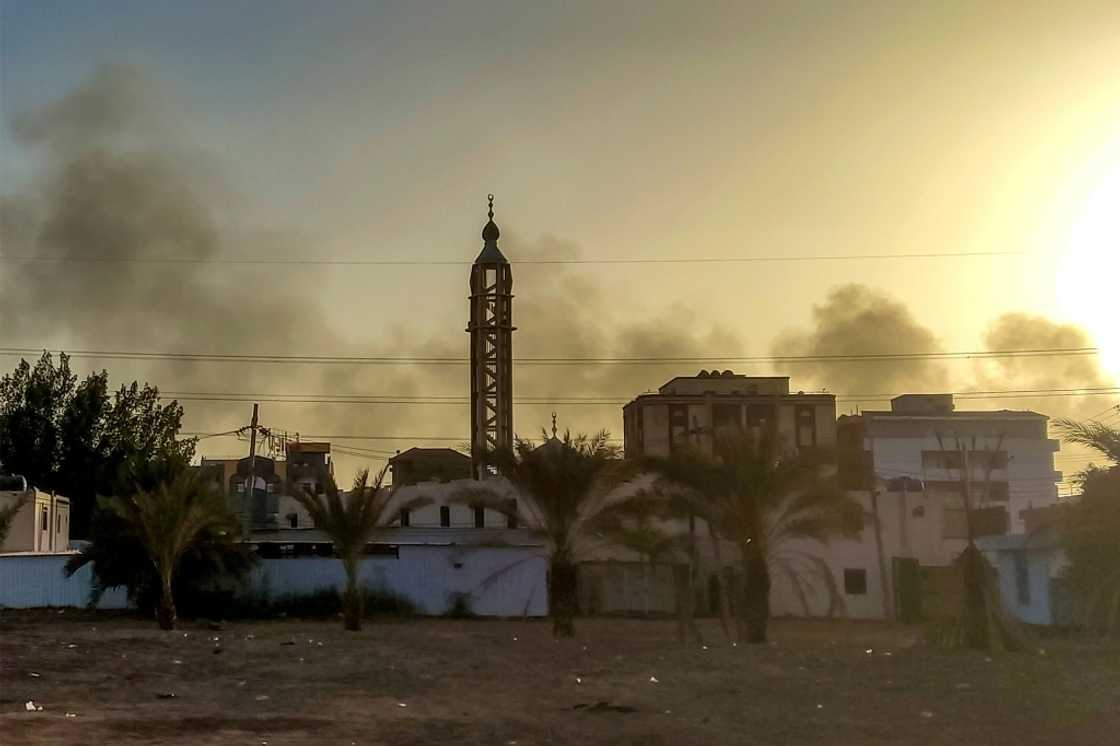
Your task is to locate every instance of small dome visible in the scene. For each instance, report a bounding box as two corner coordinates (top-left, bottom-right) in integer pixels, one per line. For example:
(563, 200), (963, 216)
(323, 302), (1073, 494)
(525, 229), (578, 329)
(482, 219), (500, 242)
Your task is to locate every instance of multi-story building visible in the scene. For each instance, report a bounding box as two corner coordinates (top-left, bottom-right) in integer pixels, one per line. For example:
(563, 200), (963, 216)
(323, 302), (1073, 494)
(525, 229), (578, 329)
(769, 393), (1062, 621)
(837, 393), (1060, 538)
(622, 370), (836, 458)
(198, 441), (336, 532)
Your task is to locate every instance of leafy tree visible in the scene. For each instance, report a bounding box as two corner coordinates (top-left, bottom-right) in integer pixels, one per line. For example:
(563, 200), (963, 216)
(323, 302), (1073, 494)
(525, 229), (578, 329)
(69, 461), (243, 629)
(648, 432), (862, 644)
(0, 352), (193, 537)
(0, 493), (30, 547)
(455, 430), (636, 638)
(293, 468), (427, 631)
(1055, 418), (1120, 635)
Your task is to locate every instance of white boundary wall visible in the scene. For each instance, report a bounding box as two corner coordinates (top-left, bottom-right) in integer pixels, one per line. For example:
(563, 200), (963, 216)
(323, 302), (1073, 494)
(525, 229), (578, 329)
(0, 546), (548, 617)
(0, 553), (128, 609)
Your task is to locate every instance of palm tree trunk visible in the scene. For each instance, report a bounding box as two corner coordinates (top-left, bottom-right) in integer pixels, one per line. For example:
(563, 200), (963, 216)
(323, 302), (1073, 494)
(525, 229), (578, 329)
(708, 527), (735, 641)
(549, 557), (578, 638)
(743, 544), (771, 644)
(157, 570), (176, 631)
(674, 562), (704, 645)
(343, 558), (363, 631)
(643, 560), (651, 617)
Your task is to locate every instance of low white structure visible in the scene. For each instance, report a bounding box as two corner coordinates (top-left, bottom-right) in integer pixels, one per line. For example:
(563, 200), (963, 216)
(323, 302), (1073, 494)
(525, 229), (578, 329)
(1, 476), (71, 554)
(246, 526), (548, 617)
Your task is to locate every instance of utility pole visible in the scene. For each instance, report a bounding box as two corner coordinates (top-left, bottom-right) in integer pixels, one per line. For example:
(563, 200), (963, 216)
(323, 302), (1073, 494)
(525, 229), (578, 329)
(866, 433), (892, 620)
(241, 403), (260, 535)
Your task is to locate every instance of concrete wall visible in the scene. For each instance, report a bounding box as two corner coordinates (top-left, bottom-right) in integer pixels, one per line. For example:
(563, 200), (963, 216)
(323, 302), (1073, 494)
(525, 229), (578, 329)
(249, 546), (547, 617)
(0, 553), (128, 609)
(0, 547), (546, 617)
(994, 548), (1065, 626)
(577, 561), (677, 615)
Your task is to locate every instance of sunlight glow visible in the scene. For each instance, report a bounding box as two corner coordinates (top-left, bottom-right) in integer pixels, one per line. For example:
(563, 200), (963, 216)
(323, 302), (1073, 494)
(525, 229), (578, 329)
(1057, 143), (1120, 382)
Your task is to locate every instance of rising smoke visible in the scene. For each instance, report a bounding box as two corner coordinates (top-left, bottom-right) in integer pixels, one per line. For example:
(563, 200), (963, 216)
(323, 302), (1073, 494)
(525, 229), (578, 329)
(770, 284), (951, 396)
(2, 66), (1112, 483)
(0, 65), (749, 472)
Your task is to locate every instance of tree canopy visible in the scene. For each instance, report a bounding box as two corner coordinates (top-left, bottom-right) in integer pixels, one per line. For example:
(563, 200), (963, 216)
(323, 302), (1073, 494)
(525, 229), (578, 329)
(1055, 418), (1120, 635)
(0, 352), (193, 536)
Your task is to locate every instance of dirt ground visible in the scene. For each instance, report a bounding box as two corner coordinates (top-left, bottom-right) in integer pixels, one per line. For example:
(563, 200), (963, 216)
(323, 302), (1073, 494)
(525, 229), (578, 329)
(1, 611), (1118, 745)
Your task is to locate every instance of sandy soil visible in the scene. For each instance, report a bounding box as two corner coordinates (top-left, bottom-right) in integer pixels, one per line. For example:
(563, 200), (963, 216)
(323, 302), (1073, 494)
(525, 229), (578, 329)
(1, 611), (1117, 745)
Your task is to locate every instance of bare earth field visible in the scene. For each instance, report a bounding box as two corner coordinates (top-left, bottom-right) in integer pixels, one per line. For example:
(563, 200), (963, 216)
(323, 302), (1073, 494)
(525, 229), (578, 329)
(1, 611), (1118, 746)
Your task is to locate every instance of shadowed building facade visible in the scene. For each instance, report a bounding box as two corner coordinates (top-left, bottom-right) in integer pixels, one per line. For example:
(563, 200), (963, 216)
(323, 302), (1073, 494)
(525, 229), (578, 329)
(468, 195), (515, 479)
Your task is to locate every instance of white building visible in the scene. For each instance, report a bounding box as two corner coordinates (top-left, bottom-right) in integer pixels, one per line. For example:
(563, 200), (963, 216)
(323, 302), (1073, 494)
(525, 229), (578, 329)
(0, 475), (71, 554)
(770, 393), (1062, 620)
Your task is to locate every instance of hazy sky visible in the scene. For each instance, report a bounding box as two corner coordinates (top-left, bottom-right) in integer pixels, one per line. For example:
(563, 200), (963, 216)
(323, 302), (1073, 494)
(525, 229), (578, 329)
(2, 1), (1118, 483)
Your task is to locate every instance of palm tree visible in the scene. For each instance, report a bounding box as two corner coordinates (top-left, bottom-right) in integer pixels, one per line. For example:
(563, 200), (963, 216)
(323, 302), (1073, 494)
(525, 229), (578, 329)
(455, 429), (636, 638)
(1055, 418), (1120, 463)
(648, 432), (861, 644)
(99, 469), (240, 630)
(1054, 418), (1120, 635)
(293, 467), (428, 631)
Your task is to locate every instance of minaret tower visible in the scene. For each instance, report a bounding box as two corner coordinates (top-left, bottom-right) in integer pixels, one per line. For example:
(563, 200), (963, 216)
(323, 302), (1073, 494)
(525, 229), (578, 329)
(468, 194), (515, 479)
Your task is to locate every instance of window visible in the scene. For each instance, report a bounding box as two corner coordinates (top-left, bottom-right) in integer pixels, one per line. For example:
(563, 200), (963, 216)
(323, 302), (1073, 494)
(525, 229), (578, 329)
(41, 506), (48, 533)
(746, 404), (774, 430)
(474, 506), (485, 529)
(506, 499), (519, 529)
(844, 569), (867, 595)
(287, 513), (298, 529)
(795, 405), (816, 448)
(669, 404), (689, 449)
(56, 513), (61, 534)
(1015, 553), (1031, 606)
(399, 508), (411, 527)
(440, 505), (451, 528)
(922, 450), (1008, 471)
(922, 450), (963, 470)
(713, 403), (742, 433)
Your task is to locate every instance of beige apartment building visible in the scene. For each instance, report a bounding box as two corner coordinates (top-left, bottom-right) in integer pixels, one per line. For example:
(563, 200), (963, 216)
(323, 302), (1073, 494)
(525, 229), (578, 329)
(622, 370), (837, 459)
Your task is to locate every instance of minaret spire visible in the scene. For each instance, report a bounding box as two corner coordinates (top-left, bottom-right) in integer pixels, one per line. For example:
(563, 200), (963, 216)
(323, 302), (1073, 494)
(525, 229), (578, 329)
(468, 194), (515, 479)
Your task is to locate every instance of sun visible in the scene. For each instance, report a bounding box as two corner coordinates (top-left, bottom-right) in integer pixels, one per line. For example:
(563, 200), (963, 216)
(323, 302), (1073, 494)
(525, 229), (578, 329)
(1056, 152), (1120, 382)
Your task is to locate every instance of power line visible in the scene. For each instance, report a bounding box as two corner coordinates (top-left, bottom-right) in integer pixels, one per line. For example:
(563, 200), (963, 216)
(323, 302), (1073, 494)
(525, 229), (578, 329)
(157, 385), (1120, 408)
(0, 345), (1100, 366)
(0, 250), (1024, 267)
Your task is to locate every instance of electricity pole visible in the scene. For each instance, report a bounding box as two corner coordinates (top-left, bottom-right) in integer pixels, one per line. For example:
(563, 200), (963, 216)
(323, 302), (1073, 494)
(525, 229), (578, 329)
(242, 403), (260, 535)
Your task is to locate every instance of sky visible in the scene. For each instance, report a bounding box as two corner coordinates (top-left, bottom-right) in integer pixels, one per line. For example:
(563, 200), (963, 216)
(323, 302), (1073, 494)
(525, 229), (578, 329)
(2, 1), (1119, 485)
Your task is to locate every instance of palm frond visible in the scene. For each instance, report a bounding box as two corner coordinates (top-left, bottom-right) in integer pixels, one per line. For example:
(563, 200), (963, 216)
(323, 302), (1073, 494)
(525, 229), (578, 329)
(1054, 418), (1120, 465)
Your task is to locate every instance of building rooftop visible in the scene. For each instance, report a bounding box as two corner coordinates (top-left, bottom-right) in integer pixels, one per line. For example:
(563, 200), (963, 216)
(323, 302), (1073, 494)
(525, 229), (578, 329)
(287, 441), (331, 454)
(841, 393), (1046, 421)
(389, 447), (470, 463)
